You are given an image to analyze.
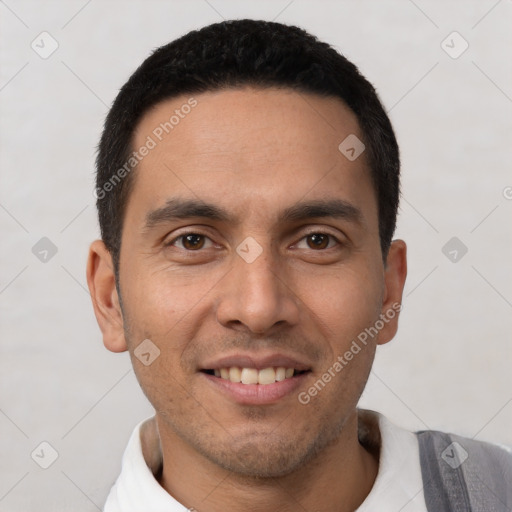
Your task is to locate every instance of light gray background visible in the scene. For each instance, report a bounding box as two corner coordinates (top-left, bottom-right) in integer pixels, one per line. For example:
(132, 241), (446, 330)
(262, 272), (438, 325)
(1, 1), (511, 510)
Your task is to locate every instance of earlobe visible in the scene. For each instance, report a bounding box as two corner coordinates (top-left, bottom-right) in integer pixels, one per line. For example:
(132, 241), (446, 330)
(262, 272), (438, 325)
(377, 239), (407, 346)
(86, 240), (128, 353)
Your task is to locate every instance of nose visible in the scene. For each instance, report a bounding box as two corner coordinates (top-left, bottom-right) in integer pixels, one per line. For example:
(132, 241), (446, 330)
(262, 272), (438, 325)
(215, 244), (301, 334)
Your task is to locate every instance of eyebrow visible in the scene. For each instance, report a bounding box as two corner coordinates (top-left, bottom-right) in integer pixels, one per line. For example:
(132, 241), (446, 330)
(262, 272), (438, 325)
(144, 197), (363, 230)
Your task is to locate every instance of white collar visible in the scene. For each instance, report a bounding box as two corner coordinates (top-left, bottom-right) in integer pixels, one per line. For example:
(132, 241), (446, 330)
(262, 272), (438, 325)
(357, 411), (427, 511)
(103, 409), (427, 511)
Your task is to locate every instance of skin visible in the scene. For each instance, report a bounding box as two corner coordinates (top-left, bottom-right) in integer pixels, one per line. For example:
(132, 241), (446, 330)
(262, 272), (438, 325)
(87, 87), (407, 512)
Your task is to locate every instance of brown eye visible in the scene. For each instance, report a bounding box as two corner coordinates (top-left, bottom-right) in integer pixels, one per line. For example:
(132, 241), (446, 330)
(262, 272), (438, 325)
(306, 233), (331, 250)
(169, 233), (212, 250)
(181, 234), (205, 250)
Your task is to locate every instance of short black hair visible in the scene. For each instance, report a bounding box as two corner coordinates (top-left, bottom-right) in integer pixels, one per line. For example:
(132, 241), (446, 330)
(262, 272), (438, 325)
(96, 19), (400, 274)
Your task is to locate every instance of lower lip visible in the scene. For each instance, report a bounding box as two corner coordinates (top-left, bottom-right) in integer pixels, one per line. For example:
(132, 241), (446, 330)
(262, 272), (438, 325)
(200, 372), (309, 405)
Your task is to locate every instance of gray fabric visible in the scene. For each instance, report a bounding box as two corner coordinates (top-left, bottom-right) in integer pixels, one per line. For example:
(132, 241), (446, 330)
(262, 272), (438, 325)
(417, 430), (512, 512)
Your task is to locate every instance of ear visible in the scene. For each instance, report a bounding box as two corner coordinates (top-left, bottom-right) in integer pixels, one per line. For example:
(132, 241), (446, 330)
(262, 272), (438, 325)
(377, 239), (407, 346)
(86, 240), (127, 353)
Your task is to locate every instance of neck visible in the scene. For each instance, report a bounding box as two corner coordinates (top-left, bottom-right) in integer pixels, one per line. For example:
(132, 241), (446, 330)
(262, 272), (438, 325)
(153, 409), (379, 512)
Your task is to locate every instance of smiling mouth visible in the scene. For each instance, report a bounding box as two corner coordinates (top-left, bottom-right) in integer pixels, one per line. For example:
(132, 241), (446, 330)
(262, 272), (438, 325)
(201, 367), (311, 385)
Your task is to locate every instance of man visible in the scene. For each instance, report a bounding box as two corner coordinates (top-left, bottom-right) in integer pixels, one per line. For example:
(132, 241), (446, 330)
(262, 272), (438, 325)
(86, 19), (511, 512)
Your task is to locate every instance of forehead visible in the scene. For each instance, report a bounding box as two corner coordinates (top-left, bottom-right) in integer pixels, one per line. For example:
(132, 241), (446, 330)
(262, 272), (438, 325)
(128, 87), (376, 226)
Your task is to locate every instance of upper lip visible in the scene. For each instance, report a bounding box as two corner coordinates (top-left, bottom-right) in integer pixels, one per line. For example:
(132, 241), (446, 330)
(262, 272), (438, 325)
(200, 352), (312, 372)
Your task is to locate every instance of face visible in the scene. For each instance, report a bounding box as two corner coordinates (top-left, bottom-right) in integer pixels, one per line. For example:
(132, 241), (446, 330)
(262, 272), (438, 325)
(88, 87), (406, 478)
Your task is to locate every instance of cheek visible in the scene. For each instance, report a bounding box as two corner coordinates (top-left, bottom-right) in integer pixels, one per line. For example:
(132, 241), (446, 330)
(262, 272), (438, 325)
(121, 263), (206, 342)
(306, 265), (382, 405)
(119, 264), (223, 399)
(297, 329), (376, 424)
(122, 273), (201, 413)
(132, 358), (203, 424)
(297, 264), (383, 345)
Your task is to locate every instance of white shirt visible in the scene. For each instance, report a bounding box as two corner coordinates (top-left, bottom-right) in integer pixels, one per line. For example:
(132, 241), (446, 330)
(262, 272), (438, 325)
(104, 409), (428, 511)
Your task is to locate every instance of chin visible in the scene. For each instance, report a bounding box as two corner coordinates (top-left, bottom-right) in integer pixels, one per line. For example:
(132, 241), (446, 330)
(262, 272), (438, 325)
(212, 444), (307, 478)
(197, 430), (327, 479)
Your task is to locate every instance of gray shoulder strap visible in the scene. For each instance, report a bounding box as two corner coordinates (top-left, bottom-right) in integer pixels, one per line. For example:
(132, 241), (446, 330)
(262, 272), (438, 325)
(416, 430), (512, 512)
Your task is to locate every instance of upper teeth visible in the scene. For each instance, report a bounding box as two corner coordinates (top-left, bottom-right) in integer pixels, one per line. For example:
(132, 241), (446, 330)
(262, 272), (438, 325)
(213, 367), (295, 385)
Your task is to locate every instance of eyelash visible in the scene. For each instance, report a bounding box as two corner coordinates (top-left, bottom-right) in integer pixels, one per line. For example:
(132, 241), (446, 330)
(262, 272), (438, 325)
(166, 230), (342, 251)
